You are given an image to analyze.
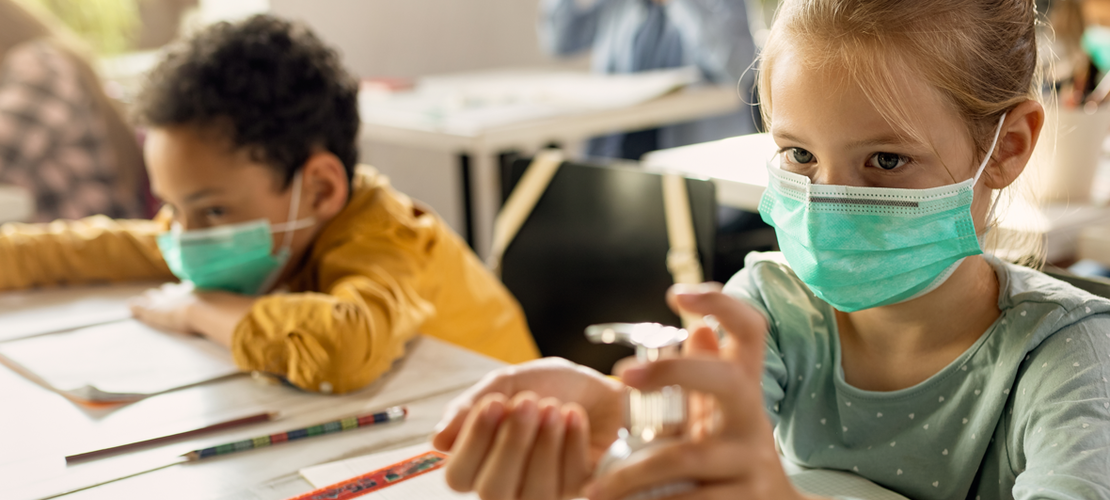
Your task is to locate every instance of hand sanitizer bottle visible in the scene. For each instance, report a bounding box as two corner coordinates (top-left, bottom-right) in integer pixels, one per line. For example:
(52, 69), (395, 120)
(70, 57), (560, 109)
(585, 322), (697, 499)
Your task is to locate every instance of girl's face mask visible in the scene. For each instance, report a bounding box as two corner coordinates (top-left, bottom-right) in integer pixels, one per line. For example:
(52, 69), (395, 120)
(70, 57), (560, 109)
(156, 172), (315, 295)
(758, 115), (1006, 312)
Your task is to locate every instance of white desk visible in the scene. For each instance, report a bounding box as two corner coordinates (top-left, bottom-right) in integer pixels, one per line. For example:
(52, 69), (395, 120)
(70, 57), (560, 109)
(642, 133), (1110, 264)
(0, 184), (33, 224)
(642, 132), (778, 212)
(359, 68), (744, 258)
(1, 285), (504, 500)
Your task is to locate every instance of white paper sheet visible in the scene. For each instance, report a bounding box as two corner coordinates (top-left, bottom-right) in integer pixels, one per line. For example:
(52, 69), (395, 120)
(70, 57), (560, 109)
(303, 443), (908, 500)
(360, 67), (701, 134)
(0, 319), (239, 402)
(0, 282), (158, 342)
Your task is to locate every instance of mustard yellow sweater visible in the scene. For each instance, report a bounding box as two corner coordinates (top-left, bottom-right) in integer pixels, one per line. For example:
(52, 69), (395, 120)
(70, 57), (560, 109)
(0, 166), (538, 393)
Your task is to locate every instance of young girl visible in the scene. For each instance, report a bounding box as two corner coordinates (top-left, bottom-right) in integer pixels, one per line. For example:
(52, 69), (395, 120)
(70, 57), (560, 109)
(431, 0), (1110, 499)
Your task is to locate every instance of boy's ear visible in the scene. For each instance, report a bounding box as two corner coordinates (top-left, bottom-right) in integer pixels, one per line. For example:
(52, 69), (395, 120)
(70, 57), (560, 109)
(301, 151), (350, 219)
(984, 99), (1044, 190)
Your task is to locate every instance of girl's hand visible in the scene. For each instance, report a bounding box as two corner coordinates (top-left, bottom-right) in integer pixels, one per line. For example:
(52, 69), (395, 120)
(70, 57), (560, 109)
(585, 285), (813, 500)
(432, 357), (626, 500)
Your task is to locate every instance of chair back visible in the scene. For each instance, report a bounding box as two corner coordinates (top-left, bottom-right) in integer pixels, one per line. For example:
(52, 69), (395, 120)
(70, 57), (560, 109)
(500, 159), (716, 373)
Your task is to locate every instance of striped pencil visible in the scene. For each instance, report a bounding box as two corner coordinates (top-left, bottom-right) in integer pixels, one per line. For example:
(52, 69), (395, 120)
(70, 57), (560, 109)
(182, 406), (407, 460)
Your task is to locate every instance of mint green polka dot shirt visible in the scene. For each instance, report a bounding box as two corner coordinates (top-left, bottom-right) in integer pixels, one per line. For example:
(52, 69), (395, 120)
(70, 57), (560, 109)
(726, 252), (1110, 500)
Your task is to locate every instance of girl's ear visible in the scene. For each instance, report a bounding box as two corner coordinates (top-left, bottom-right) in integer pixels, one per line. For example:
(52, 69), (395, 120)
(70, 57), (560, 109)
(984, 100), (1045, 189)
(300, 151), (350, 220)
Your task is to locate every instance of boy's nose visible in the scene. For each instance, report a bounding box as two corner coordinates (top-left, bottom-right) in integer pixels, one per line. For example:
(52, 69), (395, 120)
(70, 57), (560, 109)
(176, 216), (207, 232)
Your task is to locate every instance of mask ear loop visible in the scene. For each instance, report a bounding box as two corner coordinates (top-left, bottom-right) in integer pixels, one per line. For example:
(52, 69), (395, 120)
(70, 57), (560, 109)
(254, 171), (308, 295)
(972, 113), (1007, 185)
(973, 113), (1008, 244)
(276, 171), (305, 253)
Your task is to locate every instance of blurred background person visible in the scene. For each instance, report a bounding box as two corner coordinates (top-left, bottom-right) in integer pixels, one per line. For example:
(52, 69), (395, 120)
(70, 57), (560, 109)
(0, 0), (146, 222)
(539, 0), (759, 160)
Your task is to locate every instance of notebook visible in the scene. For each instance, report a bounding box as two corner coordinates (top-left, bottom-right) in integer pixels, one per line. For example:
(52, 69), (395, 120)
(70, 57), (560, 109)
(0, 318), (240, 403)
(300, 444), (909, 500)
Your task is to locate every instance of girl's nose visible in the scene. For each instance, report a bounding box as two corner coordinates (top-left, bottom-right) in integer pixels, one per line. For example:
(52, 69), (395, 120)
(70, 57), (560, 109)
(812, 163), (865, 187)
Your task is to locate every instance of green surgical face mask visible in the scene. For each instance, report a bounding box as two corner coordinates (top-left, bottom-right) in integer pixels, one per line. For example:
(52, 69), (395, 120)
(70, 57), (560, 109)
(157, 172), (315, 295)
(758, 115), (1005, 312)
(1083, 25), (1110, 75)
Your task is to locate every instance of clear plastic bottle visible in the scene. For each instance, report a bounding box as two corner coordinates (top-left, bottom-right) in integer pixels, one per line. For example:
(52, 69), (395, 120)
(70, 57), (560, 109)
(586, 323), (697, 500)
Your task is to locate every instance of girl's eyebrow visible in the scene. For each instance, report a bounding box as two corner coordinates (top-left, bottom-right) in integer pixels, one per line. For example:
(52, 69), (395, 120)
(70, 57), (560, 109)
(772, 130), (920, 150)
(772, 130), (807, 145)
(844, 134), (918, 149)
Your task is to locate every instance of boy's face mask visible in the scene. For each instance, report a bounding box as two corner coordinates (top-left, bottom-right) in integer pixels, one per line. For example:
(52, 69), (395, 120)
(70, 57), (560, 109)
(1084, 25), (1110, 75)
(156, 172), (316, 295)
(757, 115), (1006, 312)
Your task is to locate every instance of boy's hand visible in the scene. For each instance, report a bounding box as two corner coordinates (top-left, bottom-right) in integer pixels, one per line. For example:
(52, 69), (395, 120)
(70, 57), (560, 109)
(130, 283), (255, 348)
(129, 282), (198, 335)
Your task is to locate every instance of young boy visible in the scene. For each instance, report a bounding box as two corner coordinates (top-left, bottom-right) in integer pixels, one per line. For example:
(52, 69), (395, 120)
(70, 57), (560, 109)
(0, 15), (539, 394)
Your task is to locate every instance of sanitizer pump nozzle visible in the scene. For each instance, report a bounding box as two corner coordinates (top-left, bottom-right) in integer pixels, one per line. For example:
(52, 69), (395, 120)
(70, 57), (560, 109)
(586, 322), (696, 498)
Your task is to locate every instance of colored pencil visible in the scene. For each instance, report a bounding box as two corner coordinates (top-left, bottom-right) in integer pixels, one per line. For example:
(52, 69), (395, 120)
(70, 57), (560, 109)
(66, 411), (280, 463)
(182, 406), (407, 460)
(37, 406), (407, 500)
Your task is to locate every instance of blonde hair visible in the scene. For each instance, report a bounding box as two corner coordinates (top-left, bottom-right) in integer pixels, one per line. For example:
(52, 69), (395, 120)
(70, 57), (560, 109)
(756, 0), (1045, 267)
(0, 0), (144, 218)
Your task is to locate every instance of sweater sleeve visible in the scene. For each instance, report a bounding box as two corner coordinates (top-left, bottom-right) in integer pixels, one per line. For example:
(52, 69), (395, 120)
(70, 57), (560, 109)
(0, 215), (173, 290)
(230, 234), (437, 395)
(1009, 315), (1110, 499)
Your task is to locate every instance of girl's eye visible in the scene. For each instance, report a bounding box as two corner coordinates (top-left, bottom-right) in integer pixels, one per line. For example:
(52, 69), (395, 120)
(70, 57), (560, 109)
(788, 147), (815, 164)
(868, 152), (907, 171)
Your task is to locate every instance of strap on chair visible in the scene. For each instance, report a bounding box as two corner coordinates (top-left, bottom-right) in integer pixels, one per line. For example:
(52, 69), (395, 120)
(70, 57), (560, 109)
(662, 172), (706, 329)
(487, 149), (565, 277)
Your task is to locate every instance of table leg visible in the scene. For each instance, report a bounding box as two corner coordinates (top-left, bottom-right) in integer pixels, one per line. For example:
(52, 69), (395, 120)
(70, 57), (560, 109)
(457, 153), (474, 248)
(468, 150), (499, 260)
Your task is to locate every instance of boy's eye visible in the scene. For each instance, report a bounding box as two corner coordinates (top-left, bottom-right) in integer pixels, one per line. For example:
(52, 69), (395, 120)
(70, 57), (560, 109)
(203, 207), (227, 218)
(788, 147), (815, 164)
(868, 152), (907, 171)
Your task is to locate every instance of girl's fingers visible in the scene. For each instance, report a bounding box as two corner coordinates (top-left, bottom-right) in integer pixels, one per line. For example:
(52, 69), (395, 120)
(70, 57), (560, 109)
(665, 282), (723, 317)
(586, 440), (755, 500)
(620, 357), (764, 438)
(632, 483), (742, 500)
(560, 403), (593, 498)
(682, 324), (720, 356)
(473, 392), (544, 500)
(434, 369), (515, 451)
(431, 404), (470, 452)
(443, 393), (507, 492)
(671, 289), (768, 379)
(518, 399), (566, 500)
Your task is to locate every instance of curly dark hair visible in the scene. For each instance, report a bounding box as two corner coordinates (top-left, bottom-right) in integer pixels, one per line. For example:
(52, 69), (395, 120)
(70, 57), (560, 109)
(134, 15), (360, 189)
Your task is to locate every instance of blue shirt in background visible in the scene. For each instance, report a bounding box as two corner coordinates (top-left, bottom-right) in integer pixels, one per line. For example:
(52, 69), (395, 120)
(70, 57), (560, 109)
(538, 0), (759, 159)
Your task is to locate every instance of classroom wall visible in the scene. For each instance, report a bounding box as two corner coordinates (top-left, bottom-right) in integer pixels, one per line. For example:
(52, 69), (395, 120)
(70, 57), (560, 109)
(269, 0), (587, 79)
(269, 0), (589, 234)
